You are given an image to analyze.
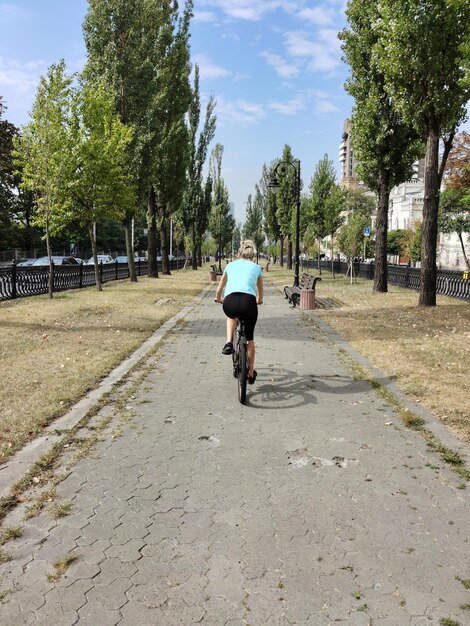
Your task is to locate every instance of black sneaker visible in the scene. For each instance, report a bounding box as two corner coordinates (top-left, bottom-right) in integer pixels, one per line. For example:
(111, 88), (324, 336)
(222, 342), (233, 355)
(247, 370), (257, 385)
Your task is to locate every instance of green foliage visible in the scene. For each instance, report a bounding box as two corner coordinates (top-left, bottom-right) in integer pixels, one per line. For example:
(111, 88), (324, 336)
(387, 230), (407, 255)
(337, 211), (368, 260)
(14, 60), (73, 238)
(400, 223), (422, 263)
(0, 98), (19, 249)
(182, 64), (216, 266)
(275, 145), (298, 239)
(305, 154), (337, 243)
(376, 0), (470, 140)
(262, 162), (281, 243)
(243, 188), (264, 255)
(209, 144), (234, 254)
(340, 0), (423, 192)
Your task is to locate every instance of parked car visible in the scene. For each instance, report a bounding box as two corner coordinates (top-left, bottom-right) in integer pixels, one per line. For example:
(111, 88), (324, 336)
(31, 256), (81, 266)
(114, 255), (129, 263)
(86, 254), (114, 265)
(17, 258), (37, 266)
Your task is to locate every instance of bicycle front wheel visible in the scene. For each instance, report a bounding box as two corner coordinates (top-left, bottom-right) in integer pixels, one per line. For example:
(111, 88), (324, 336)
(238, 339), (248, 404)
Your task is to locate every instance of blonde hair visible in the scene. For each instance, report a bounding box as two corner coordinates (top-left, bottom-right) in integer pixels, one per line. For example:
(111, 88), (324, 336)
(238, 240), (256, 260)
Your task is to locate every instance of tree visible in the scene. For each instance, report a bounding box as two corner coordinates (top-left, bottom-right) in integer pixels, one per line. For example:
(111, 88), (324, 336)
(340, 0), (423, 294)
(209, 144), (234, 270)
(182, 65), (216, 270)
(83, 0), (193, 279)
(337, 211), (369, 283)
(13, 60), (73, 298)
(439, 190), (470, 269)
(243, 188), (264, 259)
(377, 0), (470, 305)
(324, 185), (346, 276)
(275, 145), (298, 268)
(150, 2), (193, 275)
(305, 154), (336, 273)
(262, 162), (281, 254)
(0, 98), (19, 249)
(60, 79), (135, 290)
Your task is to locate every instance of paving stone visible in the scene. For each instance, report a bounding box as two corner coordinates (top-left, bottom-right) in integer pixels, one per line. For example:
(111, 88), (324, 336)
(2, 284), (470, 625)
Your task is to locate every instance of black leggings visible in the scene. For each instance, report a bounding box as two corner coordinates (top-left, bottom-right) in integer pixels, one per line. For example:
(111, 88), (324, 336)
(223, 292), (258, 341)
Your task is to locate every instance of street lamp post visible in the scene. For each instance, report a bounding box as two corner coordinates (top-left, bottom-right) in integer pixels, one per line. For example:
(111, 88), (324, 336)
(268, 160), (301, 287)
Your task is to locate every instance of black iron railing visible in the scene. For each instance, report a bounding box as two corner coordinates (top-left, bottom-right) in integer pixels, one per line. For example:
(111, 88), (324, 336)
(0, 258), (190, 301)
(301, 259), (470, 302)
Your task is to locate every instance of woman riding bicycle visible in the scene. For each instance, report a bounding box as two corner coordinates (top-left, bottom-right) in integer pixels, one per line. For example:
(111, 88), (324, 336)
(215, 240), (263, 385)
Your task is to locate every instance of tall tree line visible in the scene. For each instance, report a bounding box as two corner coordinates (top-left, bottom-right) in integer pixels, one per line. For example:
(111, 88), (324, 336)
(341, 0), (470, 305)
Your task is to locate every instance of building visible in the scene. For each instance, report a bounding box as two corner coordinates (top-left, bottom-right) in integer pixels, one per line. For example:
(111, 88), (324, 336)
(339, 118), (469, 270)
(338, 119), (361, 189)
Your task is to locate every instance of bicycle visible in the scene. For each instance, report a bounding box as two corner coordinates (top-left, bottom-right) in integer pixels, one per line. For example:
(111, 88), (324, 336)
(232, 317), (249, 404)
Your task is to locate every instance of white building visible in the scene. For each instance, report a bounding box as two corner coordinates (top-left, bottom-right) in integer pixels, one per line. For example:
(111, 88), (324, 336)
(339, 120), (469, 270)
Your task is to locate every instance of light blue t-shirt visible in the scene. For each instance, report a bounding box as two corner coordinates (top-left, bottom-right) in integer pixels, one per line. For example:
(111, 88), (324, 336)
(223, 259), (262, 298)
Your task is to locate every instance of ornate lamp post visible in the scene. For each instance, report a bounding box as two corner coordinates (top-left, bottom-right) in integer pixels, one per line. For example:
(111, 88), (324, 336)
(268, 160), (301, 287)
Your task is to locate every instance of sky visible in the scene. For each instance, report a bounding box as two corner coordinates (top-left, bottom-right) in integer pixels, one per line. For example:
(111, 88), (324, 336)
(0, 0), (354, 223)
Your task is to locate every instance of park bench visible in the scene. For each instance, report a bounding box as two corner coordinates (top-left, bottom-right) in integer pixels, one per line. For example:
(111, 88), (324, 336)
(284, 272), (321, 308)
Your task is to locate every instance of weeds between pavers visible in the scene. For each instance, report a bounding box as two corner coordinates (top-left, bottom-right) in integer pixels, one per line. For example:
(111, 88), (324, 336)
(47, 551), (79, 582)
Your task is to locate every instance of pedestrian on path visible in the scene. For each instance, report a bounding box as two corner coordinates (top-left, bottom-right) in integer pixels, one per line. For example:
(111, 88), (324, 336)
(214, 239), (263, 384)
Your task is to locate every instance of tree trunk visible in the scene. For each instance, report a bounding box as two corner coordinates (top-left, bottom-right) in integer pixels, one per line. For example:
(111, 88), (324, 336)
(419, 126), (440, 306)
(330, 234), (335, 279)
(147, 187), (158, 278)
(160, 217), (170, 275)
(317, 238), (322, 275)
(457, 232), (470, 269)
(287, 238), (293, 270)
(88, 223), (102, 291)
(123, 212), (137, 282)
(191, 222), (197, 270)
(373, 170), (390, 293)
(45, 209), (53, 299)
(279, 236), (284, 267)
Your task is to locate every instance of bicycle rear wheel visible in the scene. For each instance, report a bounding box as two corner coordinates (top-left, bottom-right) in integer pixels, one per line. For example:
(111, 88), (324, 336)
(238, 338), (248, 404)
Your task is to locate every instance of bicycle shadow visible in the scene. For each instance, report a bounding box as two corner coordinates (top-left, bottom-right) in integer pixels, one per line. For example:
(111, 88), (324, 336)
(245, 368), (370, 410)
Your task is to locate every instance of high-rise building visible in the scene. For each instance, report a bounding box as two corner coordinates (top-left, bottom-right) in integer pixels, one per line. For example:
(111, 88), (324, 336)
(339, 119), (360, 189)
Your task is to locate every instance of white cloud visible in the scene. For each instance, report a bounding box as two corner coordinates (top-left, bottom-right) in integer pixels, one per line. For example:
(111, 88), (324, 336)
(222, 31), (241, 42)
(0, 56), (45, 94)
(198, 0), (284, 21)
(260, 51), (299, 79)
(193, 11), (218, 23)
(298, 6), (335, 26)
(216, 96), (266, 125)
(269, 94), (305, 115)
(193, 54), (231, 80)
(284, 30), (341, 72)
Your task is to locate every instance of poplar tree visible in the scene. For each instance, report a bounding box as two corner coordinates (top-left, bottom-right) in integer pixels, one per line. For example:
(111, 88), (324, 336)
(376, 0), (470, 305)
(275, 144), (297, 268)
(306, 154), (336, 273)
(243, 187), (264, 260)
(340, 0), (422, 293)
(209, 144), (234, 270)
(13, 60), (72, 298)
(182, 65), (216, 270)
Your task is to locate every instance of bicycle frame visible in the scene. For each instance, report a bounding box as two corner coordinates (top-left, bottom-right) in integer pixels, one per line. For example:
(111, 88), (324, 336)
(232, 318), (248, 404)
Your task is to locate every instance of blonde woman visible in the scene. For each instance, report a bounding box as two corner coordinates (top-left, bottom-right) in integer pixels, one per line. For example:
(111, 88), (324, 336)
(215, 240), (263, 384)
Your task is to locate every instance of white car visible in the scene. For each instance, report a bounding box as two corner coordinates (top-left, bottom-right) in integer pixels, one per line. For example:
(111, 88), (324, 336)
(86, 254), (114, 265)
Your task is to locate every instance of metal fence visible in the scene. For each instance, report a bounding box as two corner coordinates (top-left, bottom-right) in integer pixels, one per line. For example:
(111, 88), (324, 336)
(302, 259), (470, 302)
(0, 258), (189, 301)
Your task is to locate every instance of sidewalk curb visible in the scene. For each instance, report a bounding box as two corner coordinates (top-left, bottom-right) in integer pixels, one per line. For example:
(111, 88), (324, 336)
(0, 285), (212, 500)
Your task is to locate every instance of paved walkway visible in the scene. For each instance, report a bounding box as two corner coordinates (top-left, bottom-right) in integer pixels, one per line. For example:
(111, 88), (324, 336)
(1, 283), (470, 625)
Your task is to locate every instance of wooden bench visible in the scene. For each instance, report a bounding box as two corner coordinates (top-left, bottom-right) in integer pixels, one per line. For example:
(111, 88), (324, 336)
(284, 273), (321, 308)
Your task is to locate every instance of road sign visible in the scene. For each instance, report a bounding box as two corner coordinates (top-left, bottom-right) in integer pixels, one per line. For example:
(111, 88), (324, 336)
(363, 227), (371, 236)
